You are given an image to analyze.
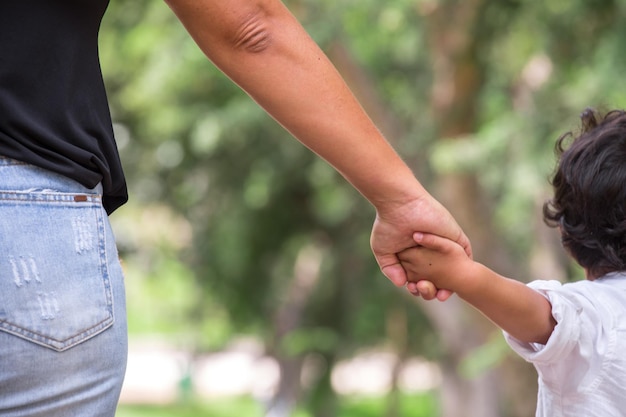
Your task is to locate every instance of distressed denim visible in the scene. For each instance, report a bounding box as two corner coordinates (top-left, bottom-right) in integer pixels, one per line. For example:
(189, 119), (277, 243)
(0, 156), (127, 416)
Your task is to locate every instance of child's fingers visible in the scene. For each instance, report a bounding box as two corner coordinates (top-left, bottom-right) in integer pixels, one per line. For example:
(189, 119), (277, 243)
(435, 288), (453, 301)
(416, 280), (438, 300)
(406, 281), (438, 300)
(412, 232), (453, 252)
(406, 282), (420, 295)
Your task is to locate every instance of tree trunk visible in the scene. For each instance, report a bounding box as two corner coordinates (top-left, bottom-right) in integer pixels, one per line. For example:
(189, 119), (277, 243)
(322, 3), (540, 415)
(420, 1), (526, 416)
(326, 40), (405, 144)
(267, 244), (324, 417)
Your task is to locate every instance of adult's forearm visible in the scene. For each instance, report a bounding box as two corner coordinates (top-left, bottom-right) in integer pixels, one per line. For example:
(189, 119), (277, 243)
(164, 0), (426, 208)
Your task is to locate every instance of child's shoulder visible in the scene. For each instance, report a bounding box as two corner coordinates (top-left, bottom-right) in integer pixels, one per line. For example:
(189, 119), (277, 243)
(528, 274), (626, 310)
(531, 272), (626, 291)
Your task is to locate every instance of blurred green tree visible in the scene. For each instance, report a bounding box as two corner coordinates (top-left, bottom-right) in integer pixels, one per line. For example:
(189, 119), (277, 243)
(100, 0), (626, 416)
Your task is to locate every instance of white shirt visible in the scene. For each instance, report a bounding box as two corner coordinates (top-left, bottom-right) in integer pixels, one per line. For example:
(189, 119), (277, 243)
(504, 273), (626, 417)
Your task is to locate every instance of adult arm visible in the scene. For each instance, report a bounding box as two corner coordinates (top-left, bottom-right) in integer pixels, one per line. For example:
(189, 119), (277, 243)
(163, 0), (471, 289)
(401, 233), (556, 344)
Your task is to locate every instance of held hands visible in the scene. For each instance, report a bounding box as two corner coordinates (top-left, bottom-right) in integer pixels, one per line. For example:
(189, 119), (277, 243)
(370, 194), (471, 300)
(398, 232), (474, 299)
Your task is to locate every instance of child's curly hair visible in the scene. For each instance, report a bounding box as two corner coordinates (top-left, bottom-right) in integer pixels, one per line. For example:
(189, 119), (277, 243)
(543, 108), (626, 278)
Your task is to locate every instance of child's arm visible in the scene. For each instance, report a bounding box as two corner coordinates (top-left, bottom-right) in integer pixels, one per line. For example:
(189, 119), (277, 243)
(399, 233), (556, 345)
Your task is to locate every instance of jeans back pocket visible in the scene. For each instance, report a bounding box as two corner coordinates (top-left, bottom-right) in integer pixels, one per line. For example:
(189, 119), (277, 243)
(0, 190), (114, 351)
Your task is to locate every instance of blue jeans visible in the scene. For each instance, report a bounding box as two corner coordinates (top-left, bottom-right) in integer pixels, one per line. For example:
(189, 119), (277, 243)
(0, 156), (128, 416)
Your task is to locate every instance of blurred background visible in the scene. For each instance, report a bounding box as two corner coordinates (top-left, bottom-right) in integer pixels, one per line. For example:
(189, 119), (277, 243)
(100, 0), (626, 416)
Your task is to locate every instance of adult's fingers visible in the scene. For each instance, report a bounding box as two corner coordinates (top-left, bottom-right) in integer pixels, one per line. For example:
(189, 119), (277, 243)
(379, 259), (408, 287)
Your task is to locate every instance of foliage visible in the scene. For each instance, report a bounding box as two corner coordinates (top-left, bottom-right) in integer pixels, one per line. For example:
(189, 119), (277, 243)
(101, 0), (437, 354)
(100, 0), (626, 414)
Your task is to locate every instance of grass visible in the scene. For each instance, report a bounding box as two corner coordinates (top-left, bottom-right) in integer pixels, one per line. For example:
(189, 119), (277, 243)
(116, 397), (261, 417)
(116, 392), (438, 417)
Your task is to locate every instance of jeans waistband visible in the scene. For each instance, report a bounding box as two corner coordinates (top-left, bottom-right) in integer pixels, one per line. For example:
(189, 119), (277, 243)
(0, 156), (102, 195)
(0, 155), (28, 166)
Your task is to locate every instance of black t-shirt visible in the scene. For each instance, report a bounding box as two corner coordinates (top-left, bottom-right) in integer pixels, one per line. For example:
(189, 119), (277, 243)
(0, 0), (127, 214)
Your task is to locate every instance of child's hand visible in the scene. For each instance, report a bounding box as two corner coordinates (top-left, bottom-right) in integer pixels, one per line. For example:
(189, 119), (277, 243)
(406, 280), (444, 300)
(399, 232), (472, 297)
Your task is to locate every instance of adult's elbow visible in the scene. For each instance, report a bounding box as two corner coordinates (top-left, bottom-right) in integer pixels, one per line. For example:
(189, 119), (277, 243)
(230, 8), (274, 53)
(163, 0), (276, 56)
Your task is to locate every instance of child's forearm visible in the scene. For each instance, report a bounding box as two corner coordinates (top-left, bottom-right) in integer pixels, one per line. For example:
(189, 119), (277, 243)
(458, 263), (556, 345)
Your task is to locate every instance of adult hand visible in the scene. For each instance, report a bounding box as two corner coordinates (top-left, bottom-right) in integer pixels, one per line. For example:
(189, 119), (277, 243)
(370, 193), (471, 300)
